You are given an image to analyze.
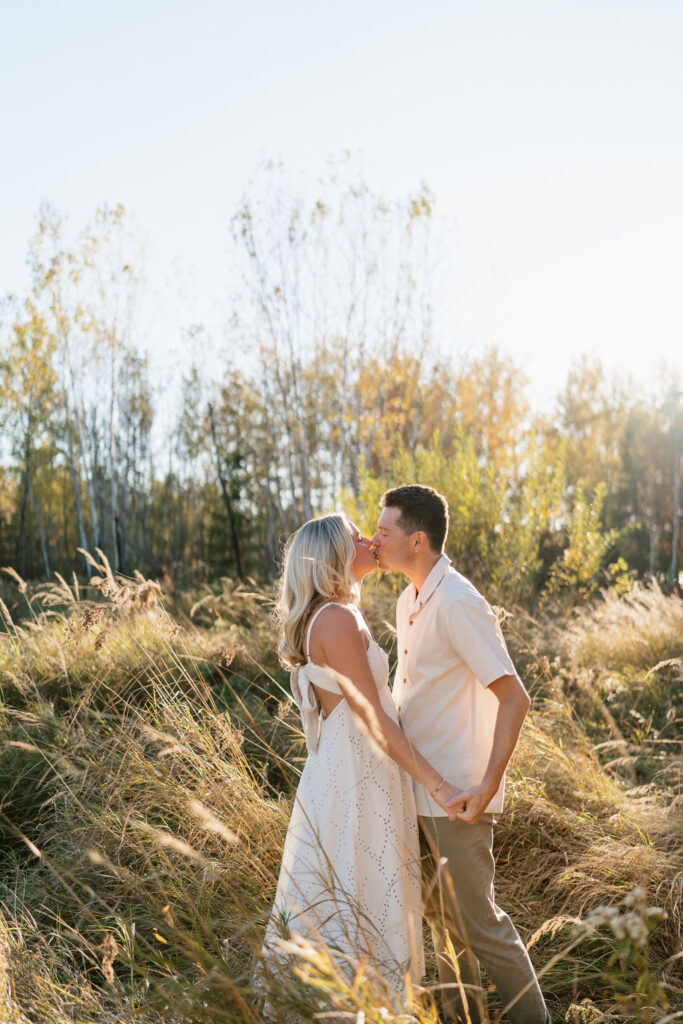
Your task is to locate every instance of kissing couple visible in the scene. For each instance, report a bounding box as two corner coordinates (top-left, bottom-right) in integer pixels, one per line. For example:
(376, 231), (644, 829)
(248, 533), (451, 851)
(261, 484), (551, 1024)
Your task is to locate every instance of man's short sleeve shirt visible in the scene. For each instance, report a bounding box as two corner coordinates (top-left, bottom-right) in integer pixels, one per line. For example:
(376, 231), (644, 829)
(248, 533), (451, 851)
(393, 553), (520, 816)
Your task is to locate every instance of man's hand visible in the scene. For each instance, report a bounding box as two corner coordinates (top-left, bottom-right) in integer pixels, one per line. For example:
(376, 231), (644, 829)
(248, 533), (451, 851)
(434, 781), (467, 821)
(444, 782), (497, 825)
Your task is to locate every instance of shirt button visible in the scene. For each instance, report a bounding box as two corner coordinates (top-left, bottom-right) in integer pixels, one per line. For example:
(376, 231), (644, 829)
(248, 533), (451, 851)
(404, 649), (408, 655)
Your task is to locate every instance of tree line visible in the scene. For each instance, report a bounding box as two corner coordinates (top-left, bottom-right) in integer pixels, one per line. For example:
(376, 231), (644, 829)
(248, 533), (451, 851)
(0, 163), (681, 604)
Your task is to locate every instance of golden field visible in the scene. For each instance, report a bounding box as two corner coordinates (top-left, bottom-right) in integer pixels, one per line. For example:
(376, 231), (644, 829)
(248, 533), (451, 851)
(0, 557), (681, 1023)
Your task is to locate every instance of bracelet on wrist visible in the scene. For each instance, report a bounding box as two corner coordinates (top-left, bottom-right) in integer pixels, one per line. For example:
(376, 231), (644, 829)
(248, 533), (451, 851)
(429, 775), (446, 798)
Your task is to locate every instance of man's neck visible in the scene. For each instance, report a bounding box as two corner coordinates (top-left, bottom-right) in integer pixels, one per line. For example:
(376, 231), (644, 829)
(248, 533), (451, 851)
(407, 551), (442, 596)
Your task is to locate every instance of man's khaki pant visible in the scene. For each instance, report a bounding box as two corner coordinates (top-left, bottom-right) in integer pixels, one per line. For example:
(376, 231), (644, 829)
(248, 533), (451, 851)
(419, 815), (551, 1024)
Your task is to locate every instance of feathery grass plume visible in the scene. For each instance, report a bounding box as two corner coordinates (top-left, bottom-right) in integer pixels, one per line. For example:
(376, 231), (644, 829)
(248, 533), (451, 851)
(0, 596), (17, 636)
(1, 566), (27, 594)
(188, 799), (239, 845)
(53, 571), (78, 603)
(565, 582), (683, 672)
(98, 933), (120, 986)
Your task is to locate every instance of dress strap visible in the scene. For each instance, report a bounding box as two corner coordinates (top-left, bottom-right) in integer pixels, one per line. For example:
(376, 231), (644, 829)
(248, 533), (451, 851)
(305, 601), (344, 660)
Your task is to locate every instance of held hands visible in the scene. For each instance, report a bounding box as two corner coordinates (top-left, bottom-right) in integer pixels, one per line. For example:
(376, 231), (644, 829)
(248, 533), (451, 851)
(432, 781), (467, 821)
(444, 781), (497, 825)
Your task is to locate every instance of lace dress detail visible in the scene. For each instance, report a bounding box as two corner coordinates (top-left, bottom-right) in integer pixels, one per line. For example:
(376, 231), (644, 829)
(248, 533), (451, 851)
(262, 602), (424, 996)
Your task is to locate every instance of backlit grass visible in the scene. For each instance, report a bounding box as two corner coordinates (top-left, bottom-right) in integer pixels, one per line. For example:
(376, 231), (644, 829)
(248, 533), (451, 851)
(0, 560), (680, 1022)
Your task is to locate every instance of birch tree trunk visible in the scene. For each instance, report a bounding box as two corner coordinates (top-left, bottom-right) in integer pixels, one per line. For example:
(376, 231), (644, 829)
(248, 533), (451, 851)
(63, 337), (100, 551)
(16, 430), (31, 579)
(65, 402), (90, 573)
(108, 334), (120, 570)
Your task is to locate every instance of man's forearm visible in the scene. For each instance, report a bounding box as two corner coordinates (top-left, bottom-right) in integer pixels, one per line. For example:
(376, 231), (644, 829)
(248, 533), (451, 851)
(445, 674), (531, 823)
(481, 676), (530, 793)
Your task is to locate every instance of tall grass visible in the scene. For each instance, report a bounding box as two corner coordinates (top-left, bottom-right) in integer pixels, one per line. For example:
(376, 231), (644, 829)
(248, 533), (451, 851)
(0, 562), (681, 1022)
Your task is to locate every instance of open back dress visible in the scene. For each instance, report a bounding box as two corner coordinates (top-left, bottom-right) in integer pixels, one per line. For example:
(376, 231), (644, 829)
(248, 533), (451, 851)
(261, 601), (424, 995)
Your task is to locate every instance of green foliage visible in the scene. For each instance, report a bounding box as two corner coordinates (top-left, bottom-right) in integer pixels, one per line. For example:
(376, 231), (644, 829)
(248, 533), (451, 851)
(545, 482), (620, 604)
(577, 887), (670, 1018)
(345, 430), (566, 605)
(607, 556), (637, 597)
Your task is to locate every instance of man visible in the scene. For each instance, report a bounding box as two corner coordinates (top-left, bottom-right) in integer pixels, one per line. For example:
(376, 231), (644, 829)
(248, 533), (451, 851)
(370, 484), (551, 1024)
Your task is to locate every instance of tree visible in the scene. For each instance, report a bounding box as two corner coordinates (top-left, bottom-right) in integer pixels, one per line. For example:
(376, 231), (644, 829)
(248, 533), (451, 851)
(549, 356), (632, 508)
(0, 300), (58, 577)
(229, 159), (436, 515)
(454, 346), (530, 474)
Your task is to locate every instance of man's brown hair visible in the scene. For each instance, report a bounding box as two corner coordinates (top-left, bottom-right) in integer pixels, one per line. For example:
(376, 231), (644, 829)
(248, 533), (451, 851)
(381, 484), (449, 552)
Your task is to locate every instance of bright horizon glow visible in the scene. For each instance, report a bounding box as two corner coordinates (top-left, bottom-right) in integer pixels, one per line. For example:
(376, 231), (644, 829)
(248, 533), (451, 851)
(2, 0), (682, 408)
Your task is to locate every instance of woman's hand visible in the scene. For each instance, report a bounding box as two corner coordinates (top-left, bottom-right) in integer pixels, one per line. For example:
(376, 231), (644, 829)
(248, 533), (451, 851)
(433, 781), (466, 821)
(444, 781), (497, 824)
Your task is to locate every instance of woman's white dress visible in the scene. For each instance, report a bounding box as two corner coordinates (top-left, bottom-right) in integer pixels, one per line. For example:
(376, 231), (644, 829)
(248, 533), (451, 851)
(262, 602), (424, 994)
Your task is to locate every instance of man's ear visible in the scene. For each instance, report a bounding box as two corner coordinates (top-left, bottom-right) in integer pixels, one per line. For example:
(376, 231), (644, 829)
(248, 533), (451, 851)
(413, 531), (427, 550)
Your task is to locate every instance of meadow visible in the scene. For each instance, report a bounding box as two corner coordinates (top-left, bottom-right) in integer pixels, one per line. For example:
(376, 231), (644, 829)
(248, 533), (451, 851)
(0, 554), (681, 1024)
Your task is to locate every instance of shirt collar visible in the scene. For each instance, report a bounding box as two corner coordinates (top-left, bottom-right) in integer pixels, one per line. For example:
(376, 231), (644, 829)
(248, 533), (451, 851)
(407, 553), (452, 613)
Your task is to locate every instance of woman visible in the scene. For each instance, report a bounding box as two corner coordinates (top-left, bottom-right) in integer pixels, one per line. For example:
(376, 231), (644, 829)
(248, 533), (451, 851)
(261, 513), (461, 997)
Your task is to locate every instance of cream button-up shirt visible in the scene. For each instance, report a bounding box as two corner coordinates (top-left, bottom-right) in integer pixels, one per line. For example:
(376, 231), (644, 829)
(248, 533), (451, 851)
(393, 553), (520, 817)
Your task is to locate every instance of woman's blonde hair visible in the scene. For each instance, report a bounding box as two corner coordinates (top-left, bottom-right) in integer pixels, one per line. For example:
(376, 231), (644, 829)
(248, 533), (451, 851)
(276, 513), (357, 668)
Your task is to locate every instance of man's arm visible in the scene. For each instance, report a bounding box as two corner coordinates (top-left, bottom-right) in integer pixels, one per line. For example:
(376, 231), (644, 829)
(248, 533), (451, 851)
(445, 672), (531, 825)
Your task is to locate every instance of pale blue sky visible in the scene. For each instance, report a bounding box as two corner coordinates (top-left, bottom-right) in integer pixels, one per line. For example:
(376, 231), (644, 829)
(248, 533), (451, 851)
(2, 0), (682, 401)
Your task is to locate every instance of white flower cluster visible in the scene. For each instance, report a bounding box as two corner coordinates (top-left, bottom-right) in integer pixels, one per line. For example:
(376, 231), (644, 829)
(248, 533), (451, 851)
(583, 886), (665, 949)
(358, 1009), (417, 1023)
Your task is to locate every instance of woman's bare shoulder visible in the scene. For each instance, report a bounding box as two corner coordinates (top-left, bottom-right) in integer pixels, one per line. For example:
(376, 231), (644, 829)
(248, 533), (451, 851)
(310, 603), (363, 645)
(311, 604), (370, 664)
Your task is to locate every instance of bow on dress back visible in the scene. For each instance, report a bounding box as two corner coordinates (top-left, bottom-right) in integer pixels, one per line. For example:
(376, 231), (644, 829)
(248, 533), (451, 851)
(289, 602), (346, 754)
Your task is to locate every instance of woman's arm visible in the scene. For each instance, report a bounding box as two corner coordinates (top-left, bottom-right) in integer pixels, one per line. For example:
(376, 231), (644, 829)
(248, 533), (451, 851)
(313, 605), (463, 818)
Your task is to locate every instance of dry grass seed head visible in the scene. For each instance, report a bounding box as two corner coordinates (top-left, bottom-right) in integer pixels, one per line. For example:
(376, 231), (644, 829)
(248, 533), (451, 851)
(1, 567), (27, 594)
